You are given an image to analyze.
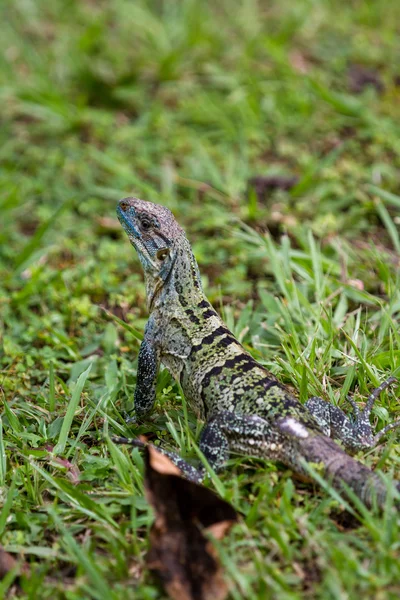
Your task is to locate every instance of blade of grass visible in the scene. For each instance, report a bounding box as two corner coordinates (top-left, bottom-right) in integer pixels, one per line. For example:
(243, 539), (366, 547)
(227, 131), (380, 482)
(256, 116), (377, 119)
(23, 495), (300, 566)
(375, 200), (400, 253)
(0, 471), (17, 538)
(341, 331), (380, 385)
(54, 363), (92, 455)
(48, 361), (56, 413)
(368, 185), (400, 209)
(0, 417), (5, 487)
(100, 307), (143, 343)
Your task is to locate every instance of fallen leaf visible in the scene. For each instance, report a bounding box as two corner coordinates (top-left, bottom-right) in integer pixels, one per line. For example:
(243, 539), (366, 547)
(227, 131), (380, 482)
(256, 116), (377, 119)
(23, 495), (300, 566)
(147, 447), (181, 476)
(44, 446), (81, 484)
(53, 456), (81, 484)
(347, 279), (364, 291)
(248, 175), (299, 204)
(348, 64), (384, 95)
(289, 50), (312, 74)
(0, 547), (17, 579)
(95, 216), (121, 231)
(144, 446), (238, 600)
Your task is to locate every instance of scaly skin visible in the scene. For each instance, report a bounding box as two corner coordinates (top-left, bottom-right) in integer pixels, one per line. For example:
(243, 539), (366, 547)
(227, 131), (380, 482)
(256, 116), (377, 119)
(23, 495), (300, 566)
(114, 197), (400, 509)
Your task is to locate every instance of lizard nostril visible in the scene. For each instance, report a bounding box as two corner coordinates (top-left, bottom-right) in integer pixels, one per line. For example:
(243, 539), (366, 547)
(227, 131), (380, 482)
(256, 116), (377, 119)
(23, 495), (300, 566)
(119, 200), (130, 212)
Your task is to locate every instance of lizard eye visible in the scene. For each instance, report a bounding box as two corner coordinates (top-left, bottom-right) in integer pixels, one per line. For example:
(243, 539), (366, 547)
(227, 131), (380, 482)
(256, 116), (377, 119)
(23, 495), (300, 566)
(140, 217), (152, 231)
(119, 200), (130, 212)
(157, 248), (169, 261)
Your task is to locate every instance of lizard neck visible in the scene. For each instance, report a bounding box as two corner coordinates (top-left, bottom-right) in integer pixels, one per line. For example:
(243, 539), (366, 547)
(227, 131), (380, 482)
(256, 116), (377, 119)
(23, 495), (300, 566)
(147, 236), (205, 312)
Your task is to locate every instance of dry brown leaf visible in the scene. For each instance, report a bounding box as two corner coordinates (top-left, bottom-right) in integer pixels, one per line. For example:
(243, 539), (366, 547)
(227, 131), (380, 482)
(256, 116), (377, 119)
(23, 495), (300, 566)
(144, 446), (238, 600)
(348, 64), (384, 95)
(148, 448), (182, 476)
(248, 174), (299, 205)
(0, 547), (17, 579)
(95, 216), (120, 231)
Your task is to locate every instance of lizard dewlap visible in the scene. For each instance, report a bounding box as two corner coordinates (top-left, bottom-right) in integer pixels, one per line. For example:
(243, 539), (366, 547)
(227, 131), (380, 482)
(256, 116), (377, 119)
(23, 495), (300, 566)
(115, 197), (400, 509)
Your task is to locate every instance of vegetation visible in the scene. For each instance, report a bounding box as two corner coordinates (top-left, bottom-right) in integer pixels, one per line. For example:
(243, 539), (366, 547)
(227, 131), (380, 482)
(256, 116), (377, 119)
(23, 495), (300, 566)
(1, 0), (400, 597)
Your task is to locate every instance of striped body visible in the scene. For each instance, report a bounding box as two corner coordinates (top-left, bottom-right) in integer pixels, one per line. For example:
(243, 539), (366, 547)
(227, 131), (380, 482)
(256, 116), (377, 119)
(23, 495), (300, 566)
(153, 293), (317, 429)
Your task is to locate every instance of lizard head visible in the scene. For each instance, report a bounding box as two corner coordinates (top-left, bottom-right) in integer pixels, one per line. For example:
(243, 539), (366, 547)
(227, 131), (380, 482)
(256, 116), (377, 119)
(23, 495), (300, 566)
(117, 197), (184, 304)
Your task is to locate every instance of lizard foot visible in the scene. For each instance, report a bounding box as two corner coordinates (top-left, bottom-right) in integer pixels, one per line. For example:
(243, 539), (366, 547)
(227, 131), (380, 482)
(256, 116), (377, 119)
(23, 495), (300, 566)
(123, 410), (142, 425)
(356, 377), (400, 446)
(125, 415), (138, 425)
(306, 377), (399, 452)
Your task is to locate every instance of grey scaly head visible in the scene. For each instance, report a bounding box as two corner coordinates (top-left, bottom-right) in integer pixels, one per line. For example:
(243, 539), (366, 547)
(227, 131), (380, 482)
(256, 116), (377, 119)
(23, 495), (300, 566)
(117, 197), (184, 310)
(114, 197), (400, 510)
(117, 197), (203, 311)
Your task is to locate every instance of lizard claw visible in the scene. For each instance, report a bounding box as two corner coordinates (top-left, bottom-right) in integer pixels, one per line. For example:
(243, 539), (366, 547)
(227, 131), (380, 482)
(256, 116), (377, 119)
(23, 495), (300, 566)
(349, 377), (399, 449)
(363, 376), (398, 417)
(124, 411), (139, 425)
(345, 394), (360, 418)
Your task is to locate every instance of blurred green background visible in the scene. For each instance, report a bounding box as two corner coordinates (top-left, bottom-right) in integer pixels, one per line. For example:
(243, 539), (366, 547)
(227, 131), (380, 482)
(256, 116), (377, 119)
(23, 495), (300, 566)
(1, 1), (400, 598)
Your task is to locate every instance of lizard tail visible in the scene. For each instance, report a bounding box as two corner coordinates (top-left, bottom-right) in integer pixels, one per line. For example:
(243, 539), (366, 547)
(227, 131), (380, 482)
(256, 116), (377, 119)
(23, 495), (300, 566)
(297, 433), (397, 509)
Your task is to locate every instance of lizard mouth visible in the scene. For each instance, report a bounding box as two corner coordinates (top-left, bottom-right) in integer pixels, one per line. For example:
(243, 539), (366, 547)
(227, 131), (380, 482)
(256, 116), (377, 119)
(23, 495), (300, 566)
(116, 202), (141, 240)
(117, 202), (158, 270)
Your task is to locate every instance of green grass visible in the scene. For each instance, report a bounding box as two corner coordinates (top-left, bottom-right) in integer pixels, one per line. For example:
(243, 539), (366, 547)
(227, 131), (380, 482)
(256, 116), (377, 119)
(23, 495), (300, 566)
(1, 0), (400, 597)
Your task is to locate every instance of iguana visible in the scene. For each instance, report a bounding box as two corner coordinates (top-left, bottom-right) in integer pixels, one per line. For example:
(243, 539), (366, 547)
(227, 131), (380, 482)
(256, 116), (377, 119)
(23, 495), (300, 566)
(113, 197), (400, 509)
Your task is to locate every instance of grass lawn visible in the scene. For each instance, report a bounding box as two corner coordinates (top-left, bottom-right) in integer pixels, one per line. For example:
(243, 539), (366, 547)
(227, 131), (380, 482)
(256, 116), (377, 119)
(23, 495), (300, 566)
(1, 0), (400, 597)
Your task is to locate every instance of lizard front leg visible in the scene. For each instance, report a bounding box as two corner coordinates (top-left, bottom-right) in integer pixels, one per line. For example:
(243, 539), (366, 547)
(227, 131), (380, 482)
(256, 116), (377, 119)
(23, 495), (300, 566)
(305, 377), (399, 453)
(127, 316), (160, 422)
